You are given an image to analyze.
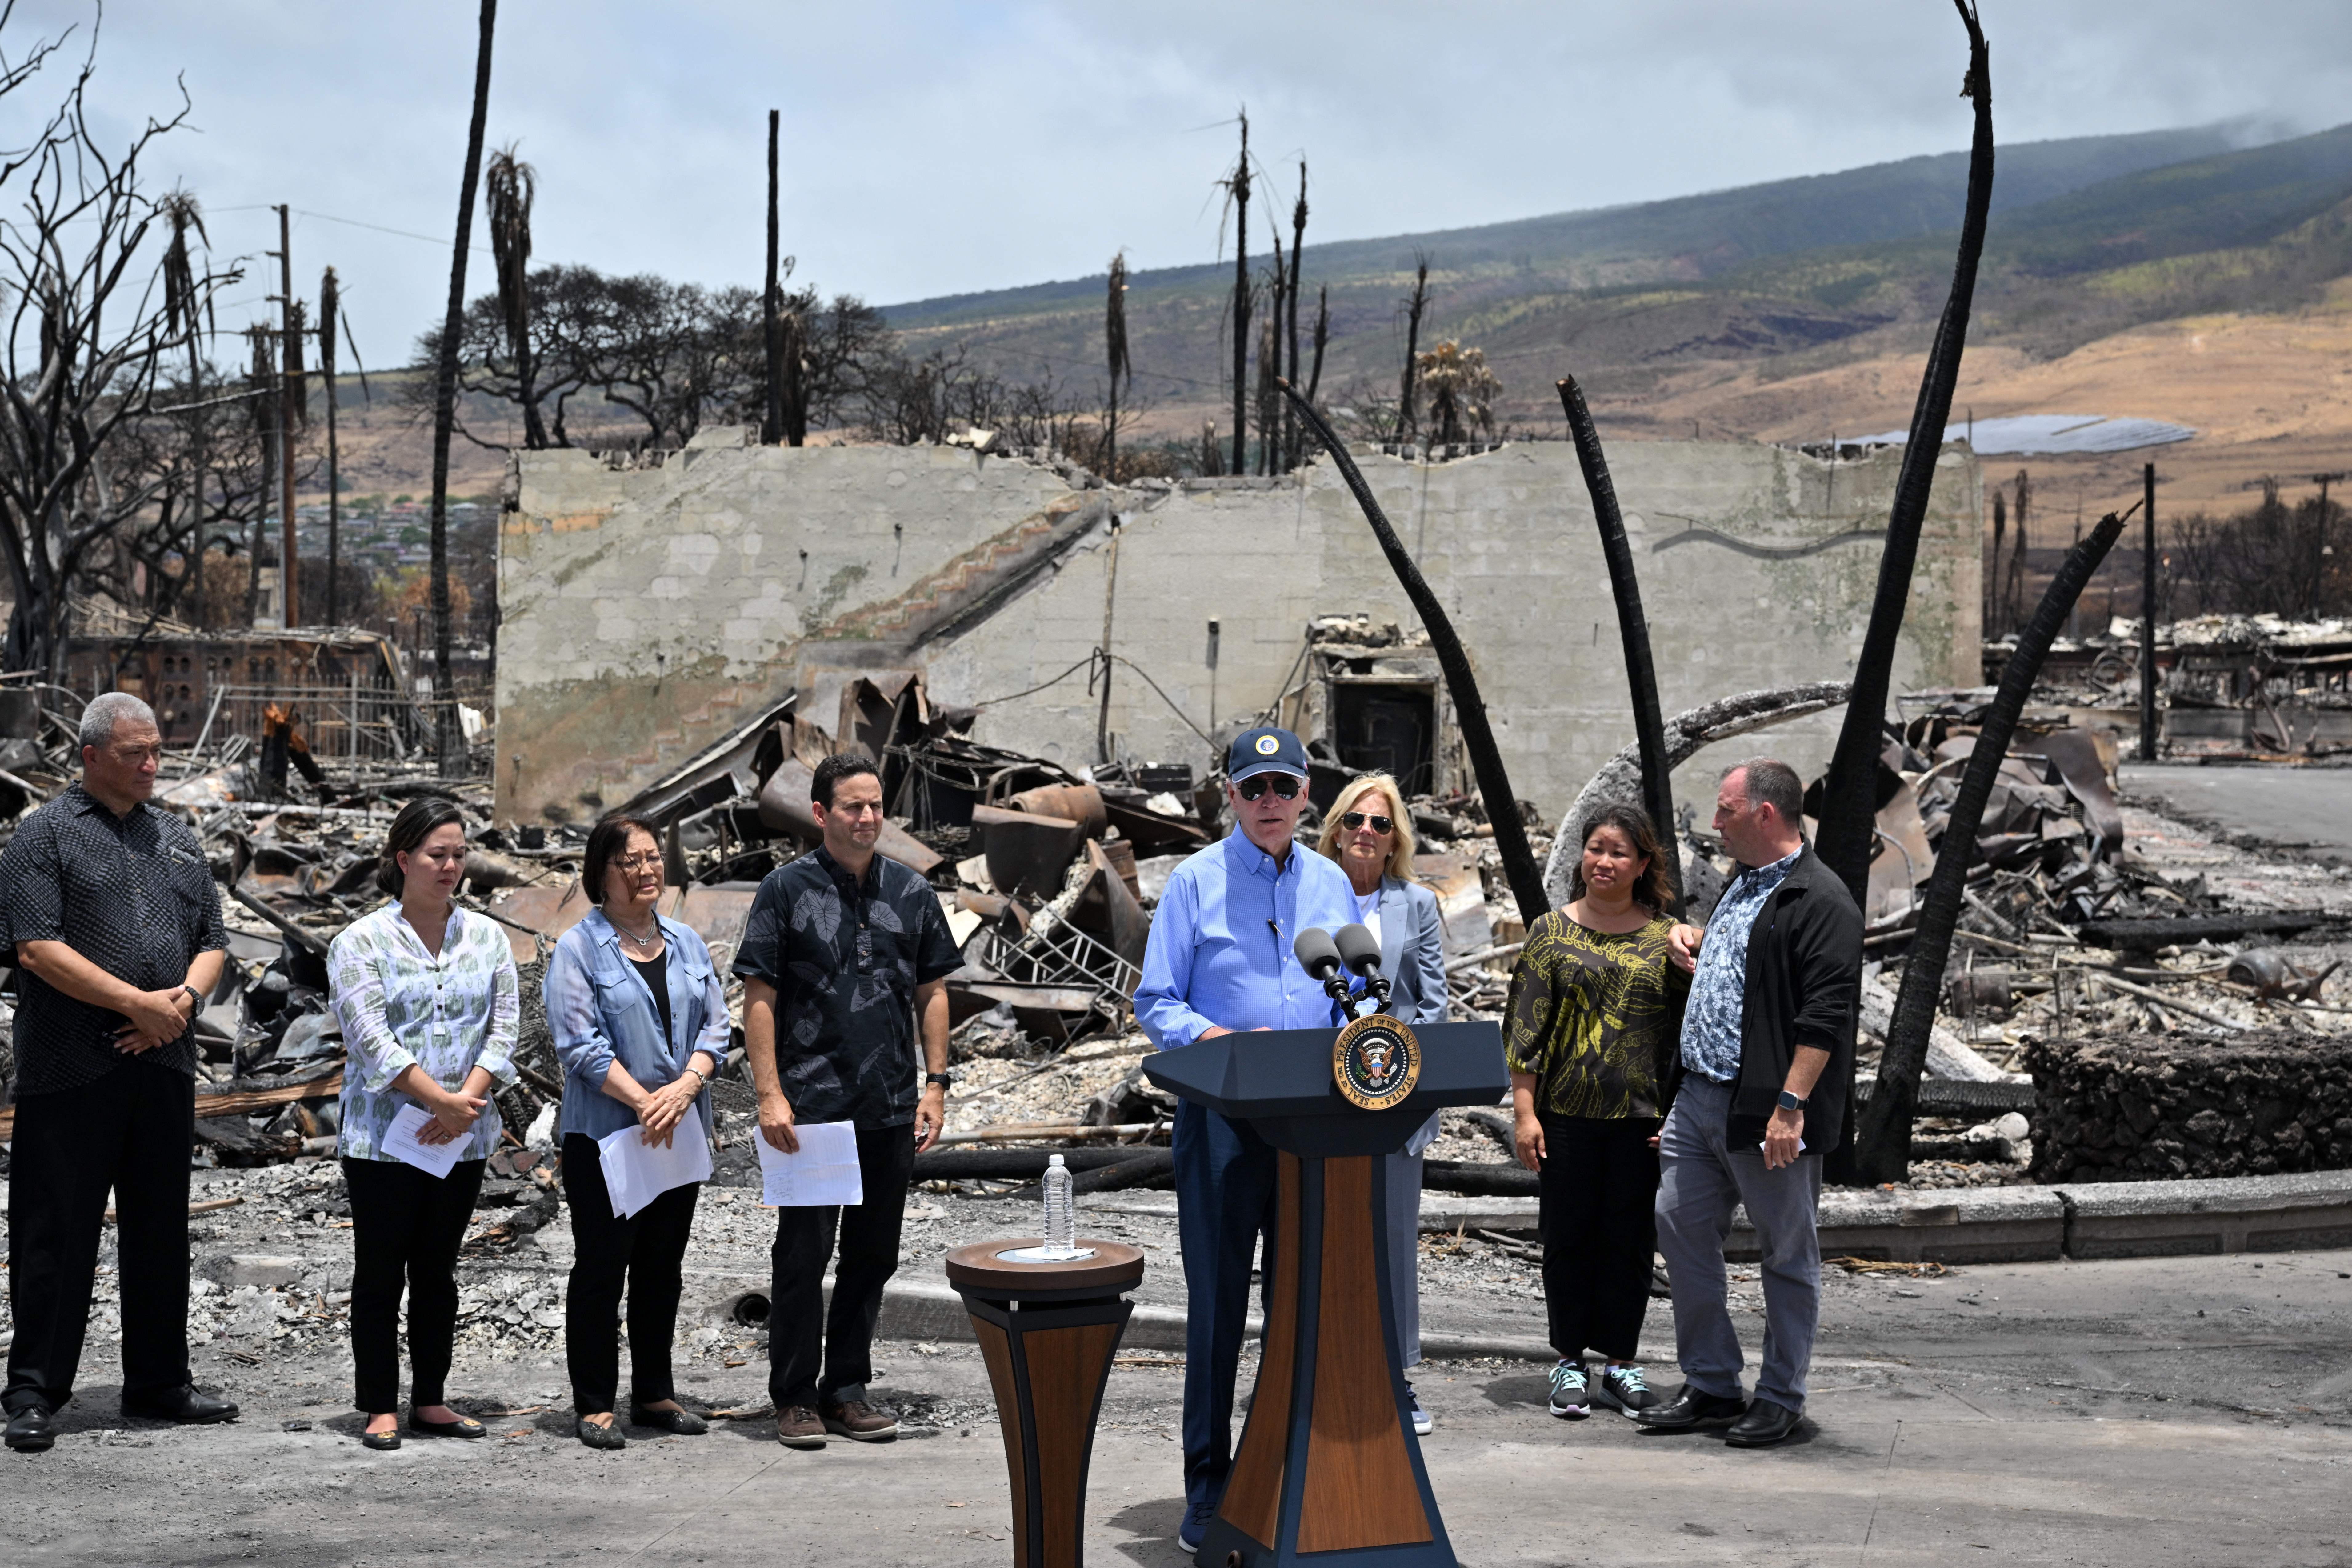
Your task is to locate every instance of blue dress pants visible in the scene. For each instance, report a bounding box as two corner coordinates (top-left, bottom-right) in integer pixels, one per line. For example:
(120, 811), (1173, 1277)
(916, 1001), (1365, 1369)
(1173, 1099), (1278, 1510)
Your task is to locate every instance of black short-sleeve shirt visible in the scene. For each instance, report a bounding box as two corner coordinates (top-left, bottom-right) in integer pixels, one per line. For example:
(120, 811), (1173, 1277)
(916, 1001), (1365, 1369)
(732, 846), (962, 1129)
(5, 784), (230, 1095)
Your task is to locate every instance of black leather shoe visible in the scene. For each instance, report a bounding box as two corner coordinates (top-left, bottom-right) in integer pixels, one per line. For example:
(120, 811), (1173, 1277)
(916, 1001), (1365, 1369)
(361, 1426), (402, 1452)
(630, 1403), (709, 1435)
(1632, 1386), (1747, 1430)
(410, 1413), (486, 1439)
(5, 1405), (56, 1453)
(576, 1417), (628, 1451)
(1725, 1398), (1803, 1447)
(121, 1386), (238, 1424)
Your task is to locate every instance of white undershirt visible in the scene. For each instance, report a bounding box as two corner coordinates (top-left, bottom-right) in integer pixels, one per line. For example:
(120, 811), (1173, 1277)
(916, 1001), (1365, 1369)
(1354, 886), (1382, 955)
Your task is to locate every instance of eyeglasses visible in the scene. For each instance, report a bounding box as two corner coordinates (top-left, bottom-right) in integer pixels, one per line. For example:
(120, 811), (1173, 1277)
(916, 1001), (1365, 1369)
(611, 852), (665, 872)
(1340, 811), (1394, 834)
(1235, 774), (1302, 802)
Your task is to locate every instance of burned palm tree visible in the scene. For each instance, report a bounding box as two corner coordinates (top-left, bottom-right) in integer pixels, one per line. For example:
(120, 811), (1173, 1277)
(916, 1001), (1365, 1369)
(1852, 507), (2129, 1182)
(161, 190), (212, 626)
(1280, 379), (1549, 927)
(1284, 161), (1307, 469)
(1814, 0), (1994, 907)
(319, 266), (346, 623)
(1218, 111), (1252, 478)
(485, 142), (544, 449)
(1557, 374), (1679, 914)
(1103, 250), (1132, 483)
(428, 0), (501, 770)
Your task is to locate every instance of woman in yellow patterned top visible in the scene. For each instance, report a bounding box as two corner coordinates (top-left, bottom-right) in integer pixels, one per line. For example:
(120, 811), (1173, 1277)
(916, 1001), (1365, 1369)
(1505, 802), (1688, 1421)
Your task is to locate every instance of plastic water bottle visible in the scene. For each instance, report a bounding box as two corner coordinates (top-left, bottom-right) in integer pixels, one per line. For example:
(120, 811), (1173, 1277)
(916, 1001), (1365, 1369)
(1042, 1154), (1075, 1256)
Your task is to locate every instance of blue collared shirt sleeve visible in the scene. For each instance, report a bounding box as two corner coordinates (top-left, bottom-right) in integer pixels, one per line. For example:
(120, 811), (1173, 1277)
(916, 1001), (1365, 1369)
(545, 926), (618, 1088)
(1135, 864), (1216, 1048)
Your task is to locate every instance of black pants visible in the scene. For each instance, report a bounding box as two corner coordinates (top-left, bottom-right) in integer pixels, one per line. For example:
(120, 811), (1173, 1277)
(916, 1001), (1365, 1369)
(343, 1154), (486, 1414)
(3, 1065), (195, 1414)
(562, 1132), (699, 1414)
(768, 1123), (914, 1411)
(1537, 1114), (1662, 1362)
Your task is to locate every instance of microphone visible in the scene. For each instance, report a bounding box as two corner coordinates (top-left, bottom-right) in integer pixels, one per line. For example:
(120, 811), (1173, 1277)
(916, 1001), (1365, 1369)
(1334, 922), (1394, 1010)
(1292, 927), (1353, 1003)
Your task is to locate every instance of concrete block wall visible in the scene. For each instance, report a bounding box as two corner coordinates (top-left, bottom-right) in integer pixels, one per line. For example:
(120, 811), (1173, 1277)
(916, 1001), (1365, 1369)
(497, 436), (1979, 826)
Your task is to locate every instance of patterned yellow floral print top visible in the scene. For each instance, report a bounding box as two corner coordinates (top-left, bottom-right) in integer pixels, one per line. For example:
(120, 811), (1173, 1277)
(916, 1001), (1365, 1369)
(1503, 910), (1688, 1120)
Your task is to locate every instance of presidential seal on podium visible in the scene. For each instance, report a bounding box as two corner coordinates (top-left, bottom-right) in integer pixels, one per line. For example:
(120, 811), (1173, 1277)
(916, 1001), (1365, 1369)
(1332, 1013), (1421, 1111)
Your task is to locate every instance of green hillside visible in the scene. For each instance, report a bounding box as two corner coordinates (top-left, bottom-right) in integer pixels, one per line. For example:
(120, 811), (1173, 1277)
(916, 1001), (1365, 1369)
(877, 119), (2352, 429)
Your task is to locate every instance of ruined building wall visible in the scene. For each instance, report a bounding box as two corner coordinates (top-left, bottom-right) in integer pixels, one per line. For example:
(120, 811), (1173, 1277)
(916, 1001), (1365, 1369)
(498, 433), (1978, 825)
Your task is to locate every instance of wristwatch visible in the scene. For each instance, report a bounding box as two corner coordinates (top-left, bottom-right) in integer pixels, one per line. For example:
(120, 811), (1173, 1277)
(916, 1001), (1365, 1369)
(924, 1072), (954, 1089)
(180, 983), (205, 1011)
(1776, 1090), (1808, 1112)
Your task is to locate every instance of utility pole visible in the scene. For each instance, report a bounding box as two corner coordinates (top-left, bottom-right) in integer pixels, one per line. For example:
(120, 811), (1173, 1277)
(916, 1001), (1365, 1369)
(2139, 462), (2158, 761)
(275, 204), (300, 627)
(1228, 111), (1250, 479)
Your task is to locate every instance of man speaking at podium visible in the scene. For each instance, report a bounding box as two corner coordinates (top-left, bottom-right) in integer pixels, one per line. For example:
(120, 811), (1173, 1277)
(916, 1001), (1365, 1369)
(1134, 726), (1362, 1554)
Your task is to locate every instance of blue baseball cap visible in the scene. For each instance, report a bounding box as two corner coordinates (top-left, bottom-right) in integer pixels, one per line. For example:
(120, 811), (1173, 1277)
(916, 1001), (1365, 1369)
(1227, 726), (1309, 784)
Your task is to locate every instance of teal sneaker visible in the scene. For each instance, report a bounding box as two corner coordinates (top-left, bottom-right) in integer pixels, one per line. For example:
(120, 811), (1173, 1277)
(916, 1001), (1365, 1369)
(1547, 1358), (1590, 1419)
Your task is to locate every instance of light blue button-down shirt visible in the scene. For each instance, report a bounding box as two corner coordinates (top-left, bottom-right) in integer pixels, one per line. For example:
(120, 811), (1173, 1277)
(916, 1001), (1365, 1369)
(1678, 845), (1802, 1082)
(544, 907), (731, 1142)
(1134, 828), (1363, 1049)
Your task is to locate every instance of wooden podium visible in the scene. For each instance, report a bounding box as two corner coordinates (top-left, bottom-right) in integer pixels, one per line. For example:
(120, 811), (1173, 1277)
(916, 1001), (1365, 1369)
(1142, 1021), (1507, 1568)
(945, 1239), (1146, 1568)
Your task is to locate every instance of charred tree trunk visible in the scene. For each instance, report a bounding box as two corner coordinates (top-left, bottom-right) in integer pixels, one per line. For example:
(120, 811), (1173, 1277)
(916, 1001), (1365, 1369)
(763, 108), (786, 447)
(1814, 0), (1993, 908)
(1851, 507), (2127, 1182)
(1558, 375), (1679, 913)
(428, 0), (499, 773)
(1284, 162), (1306, 470)
(1281, 379), (1548, 927)
(1305, 284), (1329, 407)
(1398, 257), (1429, 447)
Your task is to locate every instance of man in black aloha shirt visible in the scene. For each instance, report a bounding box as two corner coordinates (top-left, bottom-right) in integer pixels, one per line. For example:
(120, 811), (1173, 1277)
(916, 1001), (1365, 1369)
(736, 754), (960, 1450)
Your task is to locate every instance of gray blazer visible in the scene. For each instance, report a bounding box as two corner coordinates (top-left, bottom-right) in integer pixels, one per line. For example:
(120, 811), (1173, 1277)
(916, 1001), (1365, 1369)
(1366, 873), (1450, 1155)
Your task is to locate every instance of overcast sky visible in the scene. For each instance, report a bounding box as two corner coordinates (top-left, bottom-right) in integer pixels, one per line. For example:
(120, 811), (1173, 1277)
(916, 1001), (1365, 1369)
(18, 0), (2352, 366)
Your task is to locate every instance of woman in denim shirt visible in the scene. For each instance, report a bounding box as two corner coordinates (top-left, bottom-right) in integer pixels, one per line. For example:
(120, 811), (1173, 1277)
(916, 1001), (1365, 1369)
(330, 798), (520, 1452)
(544, 811), (729, 1450)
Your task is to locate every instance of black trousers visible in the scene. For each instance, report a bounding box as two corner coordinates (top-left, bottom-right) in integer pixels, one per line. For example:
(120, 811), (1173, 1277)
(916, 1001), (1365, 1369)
(1537, 1113), (1662, 1362)
(768, 1123), (914, 1411)
(3, 1065), (195, 1414)
(561, 1132), (700, 1414)
(342, 1154), (486, 1414)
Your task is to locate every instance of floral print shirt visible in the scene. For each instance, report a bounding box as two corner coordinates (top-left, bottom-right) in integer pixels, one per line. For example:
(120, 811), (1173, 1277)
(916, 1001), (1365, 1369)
(329, 902), (520, 1162)
(1678, 846), (1801, 1083)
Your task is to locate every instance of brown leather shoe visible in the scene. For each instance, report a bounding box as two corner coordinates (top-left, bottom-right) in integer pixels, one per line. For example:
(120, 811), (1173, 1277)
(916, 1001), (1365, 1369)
(776, 1406), (827, 1449)
(820, 1398), (899, 1442)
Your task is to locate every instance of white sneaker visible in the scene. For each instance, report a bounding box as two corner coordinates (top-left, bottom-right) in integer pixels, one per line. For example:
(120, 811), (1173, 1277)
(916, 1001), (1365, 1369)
(1406, 1382), (1432, 1436)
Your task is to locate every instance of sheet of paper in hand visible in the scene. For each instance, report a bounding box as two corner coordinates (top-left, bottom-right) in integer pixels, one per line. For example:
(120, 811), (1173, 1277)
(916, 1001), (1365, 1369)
(597, 1106), (714, 1218)
(384, 1102), (469, 1178)
(755, 1121), (863, 1207)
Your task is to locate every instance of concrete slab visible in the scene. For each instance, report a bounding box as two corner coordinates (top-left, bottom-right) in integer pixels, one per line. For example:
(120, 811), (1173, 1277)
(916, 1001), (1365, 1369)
(2060, 1169), (2352, 1258)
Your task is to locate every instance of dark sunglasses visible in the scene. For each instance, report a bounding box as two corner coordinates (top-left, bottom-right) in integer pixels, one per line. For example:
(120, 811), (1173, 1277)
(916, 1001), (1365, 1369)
(1235, 773), (1302, 801)
(1340, 811), (1395, 834)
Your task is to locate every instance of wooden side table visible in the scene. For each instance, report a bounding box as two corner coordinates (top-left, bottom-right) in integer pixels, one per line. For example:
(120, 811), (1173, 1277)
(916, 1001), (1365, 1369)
(945, 1239), (1146, 1568)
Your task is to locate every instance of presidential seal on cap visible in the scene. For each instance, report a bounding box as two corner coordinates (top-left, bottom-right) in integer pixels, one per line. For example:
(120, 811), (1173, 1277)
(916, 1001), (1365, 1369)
(1226, 725), (1308, 783)
(1333, 1013), (1420, 1111)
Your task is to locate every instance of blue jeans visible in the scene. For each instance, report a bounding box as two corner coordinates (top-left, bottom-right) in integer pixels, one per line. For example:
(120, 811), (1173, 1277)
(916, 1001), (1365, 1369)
(1654, 1074), (1822, 1413)
(1173, 1100), (1278, 1510)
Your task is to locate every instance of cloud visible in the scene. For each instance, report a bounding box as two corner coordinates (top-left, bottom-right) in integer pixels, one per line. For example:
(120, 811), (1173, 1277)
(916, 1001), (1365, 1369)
(16, 0), (2351, 365)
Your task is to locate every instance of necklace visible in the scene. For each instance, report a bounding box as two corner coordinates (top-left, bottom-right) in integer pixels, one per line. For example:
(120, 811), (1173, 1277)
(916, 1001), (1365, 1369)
(613, 914), (661, 950)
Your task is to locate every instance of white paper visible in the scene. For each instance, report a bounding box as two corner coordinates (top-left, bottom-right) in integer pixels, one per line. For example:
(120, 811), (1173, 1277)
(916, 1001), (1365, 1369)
(383, 1102), (468, 1178)
(598, 1106), (714, 1218)
(755, 1120), (863, 1208)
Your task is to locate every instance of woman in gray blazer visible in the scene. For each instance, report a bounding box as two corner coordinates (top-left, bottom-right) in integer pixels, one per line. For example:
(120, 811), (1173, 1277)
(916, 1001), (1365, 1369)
(1317, 772), (1450, 1434)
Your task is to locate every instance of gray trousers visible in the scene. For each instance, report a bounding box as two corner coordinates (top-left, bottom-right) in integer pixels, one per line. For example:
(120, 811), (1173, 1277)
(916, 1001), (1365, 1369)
(1384, 1150), (1422, 1369)
(1653, 1074), (1822, 1413)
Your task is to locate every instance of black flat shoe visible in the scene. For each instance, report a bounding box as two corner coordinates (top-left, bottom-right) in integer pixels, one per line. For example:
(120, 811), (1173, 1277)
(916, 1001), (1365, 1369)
(121, 1385), (238, 1424)
(1725, 1398), (1804, 1447)
(361, 1427), (402, 1452)
(1633, 1386), (1747, 1430)
(410, 1413), (486, 1439)
(575, 1418), (627, 1451)
(630, 1404), (709, 1435)
(5, 1405), (56, 1453)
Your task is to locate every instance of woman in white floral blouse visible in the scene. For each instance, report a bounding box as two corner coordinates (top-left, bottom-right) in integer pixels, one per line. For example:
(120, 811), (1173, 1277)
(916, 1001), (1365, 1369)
(329, 798), (519, 1451)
